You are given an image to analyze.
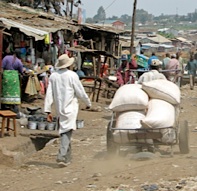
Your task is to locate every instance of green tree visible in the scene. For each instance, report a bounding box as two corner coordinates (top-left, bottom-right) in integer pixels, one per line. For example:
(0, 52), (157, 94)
(120, 14), (131, 24)
(108, 16), (119, 20)
(86, 18), (94, 23)
(93, 6), (106, 22)
(136, 9), (153, 24)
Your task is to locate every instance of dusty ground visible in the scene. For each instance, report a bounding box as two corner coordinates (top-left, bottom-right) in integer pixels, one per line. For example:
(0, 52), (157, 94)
(0, 83), (197, 191)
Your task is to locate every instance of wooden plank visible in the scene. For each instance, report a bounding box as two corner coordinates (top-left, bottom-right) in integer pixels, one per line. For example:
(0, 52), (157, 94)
(128, 132), (162, 139)
(0, 110), (17, 117)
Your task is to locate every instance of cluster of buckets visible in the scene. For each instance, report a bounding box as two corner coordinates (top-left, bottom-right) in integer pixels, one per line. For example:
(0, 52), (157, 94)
(27, 116), (84, 130)
(27, 116), (57, 131)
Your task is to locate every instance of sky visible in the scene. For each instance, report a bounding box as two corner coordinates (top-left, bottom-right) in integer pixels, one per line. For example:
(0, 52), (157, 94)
(79, 0), (196, 18)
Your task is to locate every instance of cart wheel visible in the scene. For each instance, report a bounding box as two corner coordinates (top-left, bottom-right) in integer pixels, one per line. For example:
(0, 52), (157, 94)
(107, 122), (119, 155)
(179, 120), (189, 154)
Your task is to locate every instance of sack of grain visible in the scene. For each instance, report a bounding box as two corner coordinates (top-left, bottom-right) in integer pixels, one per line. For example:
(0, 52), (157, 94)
(142, 79), (180, 105)
(109, 84), (149, 112)
(115, 110), (145, 129)
(113, 111), (152, 144)
(159, 128), (176, 144)
(140, 99), (175, 128)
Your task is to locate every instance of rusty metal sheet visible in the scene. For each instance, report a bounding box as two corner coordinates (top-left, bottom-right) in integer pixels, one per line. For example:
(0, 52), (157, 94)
(0, 18), (48, 41)
(0, 1), (79, 36)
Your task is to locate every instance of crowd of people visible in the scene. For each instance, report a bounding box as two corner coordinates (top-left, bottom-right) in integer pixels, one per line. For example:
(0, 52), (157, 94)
(115, 51), (197, 89)
(2, 47), (197, 167)
(42, 50), (197, 167)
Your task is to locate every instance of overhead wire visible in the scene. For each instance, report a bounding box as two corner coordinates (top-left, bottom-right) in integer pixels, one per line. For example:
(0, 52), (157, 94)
(93, 0), (118, 25)
(102, 0), (118, 25)
(104, 0), (118, 12)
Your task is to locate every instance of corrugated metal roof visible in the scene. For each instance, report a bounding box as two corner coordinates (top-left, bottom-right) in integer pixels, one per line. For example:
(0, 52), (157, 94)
(159, 44), (174, 48)
(0, 18), (48, 41)
(119, 39), (139, 48)
(146, 34), (171, 43)
(0, 1), (79, 40)
(176, 37), (187, 42)
(184, 34), (197, 42)
(96, 20), (124, 25)
(142, 43), (159, 48)
(80, 23), (124, 34)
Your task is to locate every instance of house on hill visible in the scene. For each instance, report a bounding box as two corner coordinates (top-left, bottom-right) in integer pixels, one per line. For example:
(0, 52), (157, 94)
(95, 20), (125, 30)
(171, 37), (193, 50)
(140, 34), (172, 45)
(158, 27), (179, 37)
(183, 33), (197, 49)
(139, 34), (174, 53)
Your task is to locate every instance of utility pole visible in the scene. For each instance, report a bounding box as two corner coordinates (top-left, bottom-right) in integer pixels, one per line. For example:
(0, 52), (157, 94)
(67, 0), (74, 18)
(70, 0), (74, 18)
(130, 0), (137, 55)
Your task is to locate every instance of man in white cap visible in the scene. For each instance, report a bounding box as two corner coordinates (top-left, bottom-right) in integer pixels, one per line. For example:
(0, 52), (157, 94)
(44, 54), (91, 167)
(138, 59), (166, 84)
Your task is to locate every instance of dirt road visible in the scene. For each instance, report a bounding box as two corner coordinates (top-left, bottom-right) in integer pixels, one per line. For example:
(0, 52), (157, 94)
(0, 84), (197, 191)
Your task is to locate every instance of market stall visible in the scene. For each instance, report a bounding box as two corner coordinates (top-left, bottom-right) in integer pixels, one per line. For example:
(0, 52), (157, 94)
(67, 45), (118, 102)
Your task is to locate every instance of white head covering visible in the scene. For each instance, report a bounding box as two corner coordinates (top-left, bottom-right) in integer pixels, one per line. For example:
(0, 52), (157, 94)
(171, 54), (176, 58)
(151, 59), (162, 66)
(55, 54), (74, 69)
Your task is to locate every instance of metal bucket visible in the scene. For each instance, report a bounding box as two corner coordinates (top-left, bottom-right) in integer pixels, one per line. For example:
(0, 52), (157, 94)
(28, 121), (37, 130)
(37, 122), (46, 130)
(46, 122), (56, 131)
(76, 120), (84, 129)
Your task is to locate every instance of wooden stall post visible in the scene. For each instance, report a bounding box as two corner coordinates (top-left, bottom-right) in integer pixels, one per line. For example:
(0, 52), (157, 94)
(90, 39), (96, 76)
(90, 39), (97, 101)
(0, 29), (3, 109)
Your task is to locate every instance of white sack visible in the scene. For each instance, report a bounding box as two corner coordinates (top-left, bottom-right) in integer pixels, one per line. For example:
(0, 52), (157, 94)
(109, 84), (149, 112)
(115, 111), (145, 129)
(113, 111), (152, 144)
(159, 128), (176, 144)
(151, 128), (176, 144)
(142, 79), (180, 105)
(140, 99), (175, 128)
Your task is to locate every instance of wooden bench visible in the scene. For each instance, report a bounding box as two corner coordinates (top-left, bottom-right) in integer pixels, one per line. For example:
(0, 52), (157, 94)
(0, 110), (17, 137)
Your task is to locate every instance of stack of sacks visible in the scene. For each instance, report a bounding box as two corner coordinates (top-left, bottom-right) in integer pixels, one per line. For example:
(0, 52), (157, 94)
(109, 84), (150, 143)
(141, 79), (181, 144)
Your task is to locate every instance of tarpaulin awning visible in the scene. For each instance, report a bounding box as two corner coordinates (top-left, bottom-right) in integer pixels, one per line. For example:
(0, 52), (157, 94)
(0, 17), (48, 41)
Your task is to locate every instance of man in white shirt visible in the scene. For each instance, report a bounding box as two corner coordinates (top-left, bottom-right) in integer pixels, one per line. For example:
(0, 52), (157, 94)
(138, 59), (166, 84)
(44, 54), (91, 167)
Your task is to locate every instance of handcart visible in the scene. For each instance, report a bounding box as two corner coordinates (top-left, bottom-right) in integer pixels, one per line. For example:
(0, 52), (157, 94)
(107, 112), (189, 157)
(129, 69), (183, 87)
(160, 69), (183, 88)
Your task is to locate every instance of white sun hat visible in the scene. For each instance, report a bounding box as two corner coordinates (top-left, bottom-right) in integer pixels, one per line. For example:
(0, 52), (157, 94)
(55, 54), (75, 69)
